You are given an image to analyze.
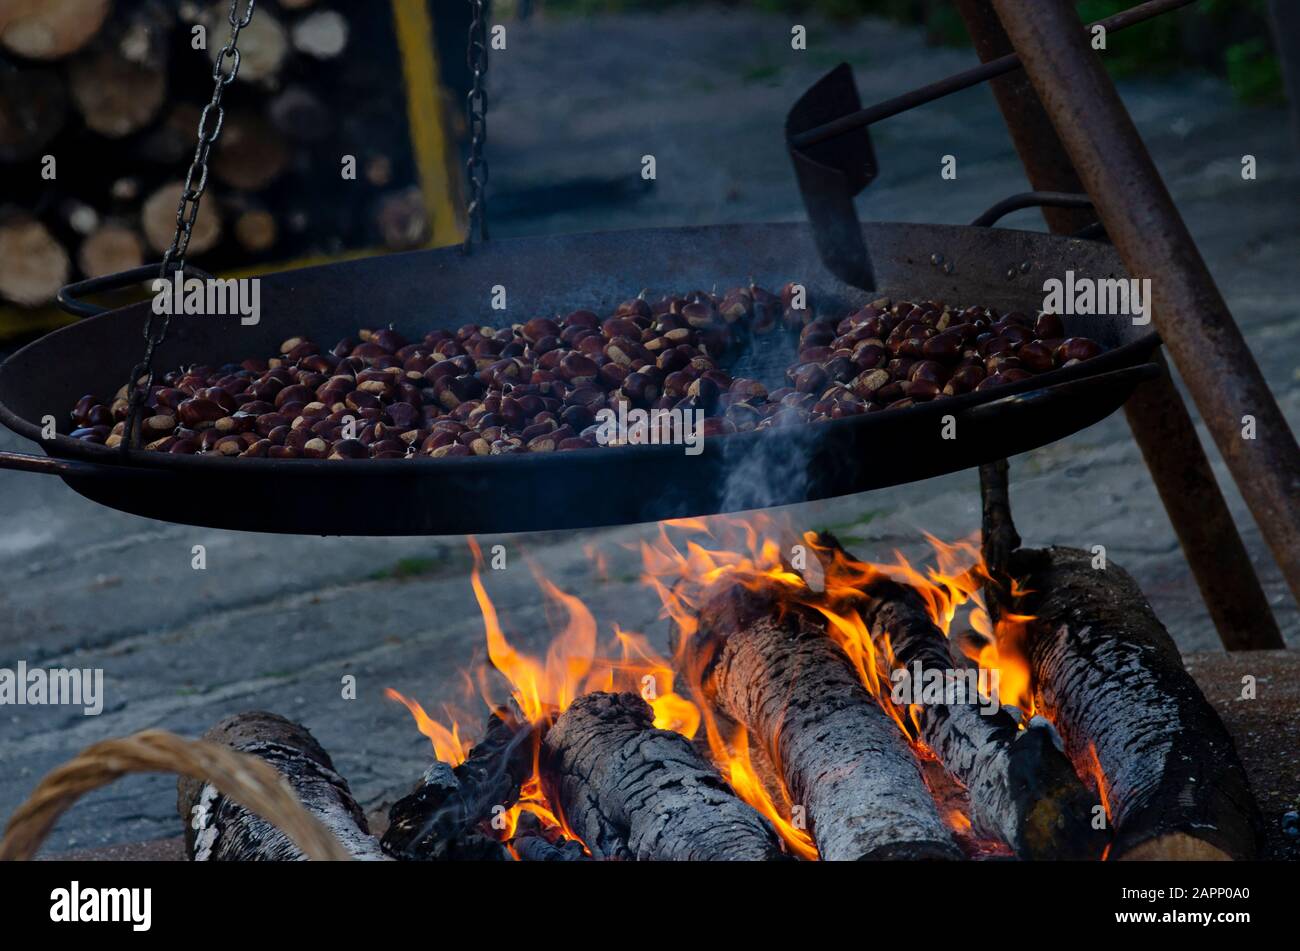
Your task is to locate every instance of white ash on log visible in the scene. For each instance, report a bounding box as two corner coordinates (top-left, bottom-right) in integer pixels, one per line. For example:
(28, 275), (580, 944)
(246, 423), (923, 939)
(540, 691), (786, 861)
(382, 708), (532, 861)
(1010, 547), (1264, 861)
(684, 582), (962, 860)
(846, 555), (1104, 860)
(176, 711), (388, 861)
(0, 0), (110, 61)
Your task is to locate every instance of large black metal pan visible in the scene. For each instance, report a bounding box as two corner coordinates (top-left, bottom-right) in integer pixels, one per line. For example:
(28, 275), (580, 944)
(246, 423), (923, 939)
(0, 221), (1159, 534)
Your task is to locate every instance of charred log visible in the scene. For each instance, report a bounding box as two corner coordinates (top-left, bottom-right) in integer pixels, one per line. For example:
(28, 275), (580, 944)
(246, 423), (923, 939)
(853, 568), (1104, 860)
(540, 691), (785, 861)
(686, 582), (962, 861)
(381, 708), (531, 861)
(176, 711), (386, 861)
(510, 812), (589, 862)
(1010, 547), (1264, 860)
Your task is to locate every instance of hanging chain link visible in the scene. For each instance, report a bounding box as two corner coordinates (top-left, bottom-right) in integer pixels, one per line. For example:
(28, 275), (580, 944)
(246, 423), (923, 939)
(122, 0), (255, 454)
(462, 0), (490, 253)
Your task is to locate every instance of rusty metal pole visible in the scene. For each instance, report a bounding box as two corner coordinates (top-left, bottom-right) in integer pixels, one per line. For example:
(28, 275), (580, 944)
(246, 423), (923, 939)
(956, 0), (1283, 649)
(990, 0), (1300, 620)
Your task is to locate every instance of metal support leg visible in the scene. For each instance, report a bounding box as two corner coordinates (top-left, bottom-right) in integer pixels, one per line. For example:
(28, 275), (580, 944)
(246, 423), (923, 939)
(978, 459), (1020, 625)
(965, 0), (1290, 648)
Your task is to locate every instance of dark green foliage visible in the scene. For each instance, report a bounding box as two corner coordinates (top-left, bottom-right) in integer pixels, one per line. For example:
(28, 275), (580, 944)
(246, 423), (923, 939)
(542, 0), (1286, 104)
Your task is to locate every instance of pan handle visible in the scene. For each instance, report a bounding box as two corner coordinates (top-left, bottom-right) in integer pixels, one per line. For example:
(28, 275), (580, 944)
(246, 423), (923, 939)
(0, 450), (164, 480)
(970, 191), (1094, 229)
(56, 263), (215, 319)
(961, 363), (1162, 425)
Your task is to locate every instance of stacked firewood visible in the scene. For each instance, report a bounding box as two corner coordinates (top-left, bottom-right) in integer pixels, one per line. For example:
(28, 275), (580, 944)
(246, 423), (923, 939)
(177, 545), (1264, 862)
(0, 1), (437, 310)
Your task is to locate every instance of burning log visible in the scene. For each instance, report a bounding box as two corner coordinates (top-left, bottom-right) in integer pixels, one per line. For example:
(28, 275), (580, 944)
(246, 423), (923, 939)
(686, 582), (962, 861)
(381, 708), (532, 861)
(176, 711), (387, 861)
(510, 812), (589, 862)
(1010, 547), (1264, 860)
(853, 569), (1105, 860)
(540, 691), (785, 861)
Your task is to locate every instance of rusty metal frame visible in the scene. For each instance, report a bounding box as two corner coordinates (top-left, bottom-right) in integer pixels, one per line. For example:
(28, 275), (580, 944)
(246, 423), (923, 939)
(957, 0), (1283, 651)
(984, 0), (1298, 646)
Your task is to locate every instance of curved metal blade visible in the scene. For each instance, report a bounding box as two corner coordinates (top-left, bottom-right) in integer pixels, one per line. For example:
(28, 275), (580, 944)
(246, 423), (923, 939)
(786, 64), (876, 291)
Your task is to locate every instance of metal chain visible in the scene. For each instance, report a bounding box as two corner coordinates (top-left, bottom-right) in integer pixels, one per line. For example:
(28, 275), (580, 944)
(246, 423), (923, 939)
(462, 0), (489, 253)
(122, 0), (255, 454)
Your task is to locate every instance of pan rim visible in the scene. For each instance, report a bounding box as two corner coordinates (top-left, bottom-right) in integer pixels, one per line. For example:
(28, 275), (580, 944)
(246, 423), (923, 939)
(0, 219), (1158, 476)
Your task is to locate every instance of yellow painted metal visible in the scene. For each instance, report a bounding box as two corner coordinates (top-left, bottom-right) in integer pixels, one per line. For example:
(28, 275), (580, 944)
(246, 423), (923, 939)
(392, 0), (467, 248)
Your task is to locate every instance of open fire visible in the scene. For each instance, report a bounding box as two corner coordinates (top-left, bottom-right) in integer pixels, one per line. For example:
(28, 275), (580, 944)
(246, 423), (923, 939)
(384, 515), (1048, 861)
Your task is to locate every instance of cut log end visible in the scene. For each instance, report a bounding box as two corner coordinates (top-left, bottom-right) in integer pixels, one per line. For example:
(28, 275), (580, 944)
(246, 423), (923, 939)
(68, 49), (165, 139)
(0, 217), (71, 307)
(78, 225), (144, 278)
(1011, 546), (1264, 862)
(176, 711), (386, 861)
(0, 0), (110, 60)
(143, 182), (221, 256)
(1118, 834), (1234, 862)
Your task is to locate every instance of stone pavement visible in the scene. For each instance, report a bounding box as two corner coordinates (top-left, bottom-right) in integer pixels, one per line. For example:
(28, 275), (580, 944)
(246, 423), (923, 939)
(1, 8), (1296, 853)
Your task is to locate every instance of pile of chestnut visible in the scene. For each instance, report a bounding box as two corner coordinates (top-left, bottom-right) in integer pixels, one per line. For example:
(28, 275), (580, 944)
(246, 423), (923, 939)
(67, 284), (1104, 459)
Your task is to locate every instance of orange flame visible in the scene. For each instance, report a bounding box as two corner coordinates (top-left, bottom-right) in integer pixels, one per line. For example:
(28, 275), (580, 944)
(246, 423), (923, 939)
(383, 688), (471, 767)
(387, 513), (1040, 861)
(636, 513), (1042, 857)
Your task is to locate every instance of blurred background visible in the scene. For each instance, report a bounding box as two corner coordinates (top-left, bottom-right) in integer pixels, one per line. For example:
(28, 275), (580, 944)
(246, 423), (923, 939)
(0, 0), (1291, 343)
